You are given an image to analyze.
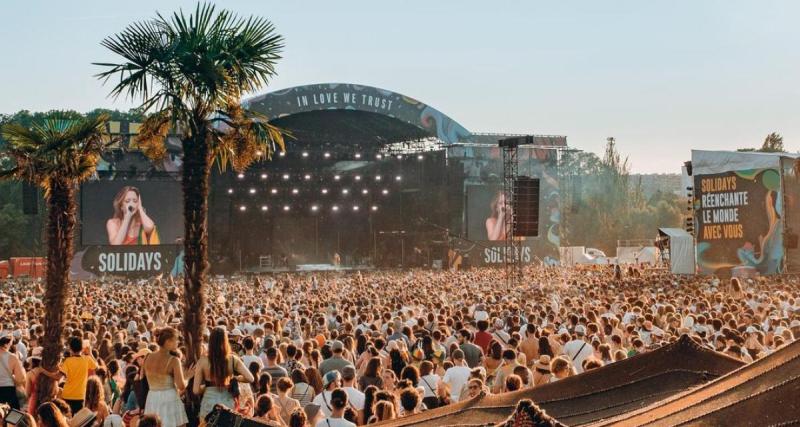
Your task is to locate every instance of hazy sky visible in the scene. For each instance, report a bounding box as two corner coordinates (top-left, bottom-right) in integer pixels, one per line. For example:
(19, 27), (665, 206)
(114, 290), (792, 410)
(1, 1), (798, 172)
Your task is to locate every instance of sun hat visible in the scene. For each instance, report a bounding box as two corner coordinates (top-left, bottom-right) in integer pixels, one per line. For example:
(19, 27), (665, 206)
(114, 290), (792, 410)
(69, 407), (97, 427)
(534, 355), (551, 372)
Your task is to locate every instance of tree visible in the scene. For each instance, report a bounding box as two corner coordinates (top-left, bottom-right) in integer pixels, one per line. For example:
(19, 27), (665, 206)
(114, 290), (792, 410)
(96, 3), (286, 363)
(0, 114), (109, 370)
(760, 132), (784, 153)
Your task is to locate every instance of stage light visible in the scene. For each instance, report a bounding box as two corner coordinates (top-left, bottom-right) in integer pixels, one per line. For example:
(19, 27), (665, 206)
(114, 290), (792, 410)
(283, 205), (290, 211)
(227, 188), (234, 194)
(324, 152), (331, 158)
(279, 151), (285, 157)
(334, 175), (341, 181)
(260, 173), (267, 179)
(354, 175), (361, 181)
(256, 150), (263, 156)
(261, 205), (268, 211)
(353, 205), (359, 211)
(382, 189), (389, 195)
(376, 154), (383, 160)
(395, 175), (402, 181)
(375, 175), (382, 181)
(282, 173), (290, 180)
(304, 174), (311, 180)
(292, 188), (299, 195)
(371, 205), (378, 211)
(249, 188), (256, 194)
(302, 151), (309, 158)
(417, 154), (424, 160)
(342, 189), (349, 195)
(332, 205), (339, 212)
(362, 189), (369, 195)
(311, 205), (319, 212)
(355, 153), (361, 159)
(237, 173), (245, 179)
(239, 205), (247, 211)
(321, 188), (329, 195)
(271, 188), (278, 194)
(396, 155), (403, 160)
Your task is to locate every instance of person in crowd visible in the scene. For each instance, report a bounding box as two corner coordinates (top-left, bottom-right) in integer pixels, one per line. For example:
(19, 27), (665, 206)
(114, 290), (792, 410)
(37, 402), (69, 427)
(340, 366), (365, 424)
(193, 327), (254, 419)
(142, 327), (188, 427)
(273, 377), (302, 426)
(0, 333), (26, 409)
(254, 394), (283, 426)
(316, 388), (355, 427)
(59, 336), (99, 415)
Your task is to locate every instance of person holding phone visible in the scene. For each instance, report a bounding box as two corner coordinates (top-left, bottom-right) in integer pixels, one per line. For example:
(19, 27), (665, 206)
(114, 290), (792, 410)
(106, 186), (158, 245)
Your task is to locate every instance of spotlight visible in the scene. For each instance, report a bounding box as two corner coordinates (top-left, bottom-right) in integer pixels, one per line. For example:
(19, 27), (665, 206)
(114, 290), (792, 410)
(354, 175), (361, 181)
(324, 152), (331, 158)
(382, 189), (389, 195)
(283, 205), (290, 211)
(282, 174), (290, 180)
(271, 188), (278, 194)
(371, 205), (378, 211)
(292, 188), (299, 195)
(260, 173), (267, 179)
(261, 205), (268, 211)
(239, 205), (247, 211)
(375, 175), (382, 181)
(353, 205), (359, 211)
(396, 155), (403, 160)
(278, 151), (285, 157)
(334, 175), (341, 181)
(304, 174), (311, 180)
(302, 151), (309, 158)
(376, 154), (383, 160)
(237, 173), (245, 179)
(227, 188), (234, 194)
(417, 154), (424, 160)
(355, 153), (361, 159)
(395, 175), (402, 181)
(311, 205), (319, 212)
(249, 188), (256, 194)
(332, 205), (339, 212)
(342, 189), (349, 195)
(255, 150), (263, 156)
(321, 188), (329, 195)
(362, 189), (369, 195)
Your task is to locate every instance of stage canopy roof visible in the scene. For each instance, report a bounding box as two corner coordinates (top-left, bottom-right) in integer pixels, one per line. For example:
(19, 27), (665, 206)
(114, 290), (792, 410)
(376, 335), (742, 427)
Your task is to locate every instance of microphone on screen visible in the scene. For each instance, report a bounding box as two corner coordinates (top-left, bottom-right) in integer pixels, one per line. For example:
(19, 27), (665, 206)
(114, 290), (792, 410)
(128, 206), (135, 213)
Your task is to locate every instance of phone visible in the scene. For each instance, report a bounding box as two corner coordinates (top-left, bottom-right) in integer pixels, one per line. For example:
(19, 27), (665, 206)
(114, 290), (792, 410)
(4, 408), (25, 425)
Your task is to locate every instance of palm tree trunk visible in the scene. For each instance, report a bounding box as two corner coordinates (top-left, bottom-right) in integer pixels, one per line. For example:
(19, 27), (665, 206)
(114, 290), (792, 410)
(181, 128), (211, 365)
(41, 177), (76, 370)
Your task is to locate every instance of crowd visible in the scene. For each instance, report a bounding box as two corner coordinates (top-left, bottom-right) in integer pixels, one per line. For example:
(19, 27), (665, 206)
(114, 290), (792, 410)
(0, 265), (798, 427)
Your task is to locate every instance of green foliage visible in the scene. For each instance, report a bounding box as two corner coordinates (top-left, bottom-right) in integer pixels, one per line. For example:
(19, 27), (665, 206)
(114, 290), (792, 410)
(737, 132), (784, 153)
(560, 139), (683, 254)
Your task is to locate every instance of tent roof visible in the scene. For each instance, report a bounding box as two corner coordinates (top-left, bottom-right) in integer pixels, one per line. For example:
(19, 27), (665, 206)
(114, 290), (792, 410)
(376, 335), (743, 427)
(590, 338), (800, 426)
(657, 228), (691, 239)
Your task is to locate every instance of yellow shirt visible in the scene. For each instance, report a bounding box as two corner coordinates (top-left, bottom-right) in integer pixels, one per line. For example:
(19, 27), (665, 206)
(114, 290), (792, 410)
(60, 355), (98, 400)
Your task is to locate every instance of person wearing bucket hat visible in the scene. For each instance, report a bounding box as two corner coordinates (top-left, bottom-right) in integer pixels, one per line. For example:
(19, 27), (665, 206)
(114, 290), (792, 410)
(312, 370), (342, 417)
(532, 355), (552, 387)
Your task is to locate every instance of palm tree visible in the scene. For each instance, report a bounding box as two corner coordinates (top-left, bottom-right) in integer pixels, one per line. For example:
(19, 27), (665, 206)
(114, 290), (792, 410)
(95, 3), (286, 363)
(0, 114), (109, 370)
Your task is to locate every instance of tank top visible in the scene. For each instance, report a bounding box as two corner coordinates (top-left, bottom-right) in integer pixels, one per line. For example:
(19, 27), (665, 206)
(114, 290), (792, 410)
(0, 352), (15, 387)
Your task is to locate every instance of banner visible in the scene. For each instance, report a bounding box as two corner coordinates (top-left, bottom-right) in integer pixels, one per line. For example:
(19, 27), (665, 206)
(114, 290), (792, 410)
(72, 245), (183, 279)
(449, 240), (535, 268)
(694, 168), (784, 275)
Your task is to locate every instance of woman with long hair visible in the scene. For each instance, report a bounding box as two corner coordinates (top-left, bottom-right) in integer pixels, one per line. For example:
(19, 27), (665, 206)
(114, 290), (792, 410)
(193, 327), (254, 419)
(106, 186), (158, 245)
(290, 369), (314, 407)
(538, 336), (554, 358)
(358, 357), (384, 390)
(85, 376), (111, 424)
(143, 327), (188, 427)
(37, 402), (70, 427)
(304, 367), (324, 395)
(485, 191), (509, 241)
(362, 385), (378, 423)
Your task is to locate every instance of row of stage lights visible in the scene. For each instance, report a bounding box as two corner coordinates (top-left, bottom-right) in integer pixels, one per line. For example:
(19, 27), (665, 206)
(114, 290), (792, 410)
(273, 151), (428, 161)
(228, 187), (392, 196)
(234, 173), (402, 182)
(237, 204), (379, 213)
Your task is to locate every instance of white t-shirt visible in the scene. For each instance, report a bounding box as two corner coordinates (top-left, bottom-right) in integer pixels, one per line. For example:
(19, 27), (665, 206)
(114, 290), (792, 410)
(316, 418), (355, 427)
(312, 391), (335, 417)
(563, 339), (593, 374)
(443, 366), (471, 402)
(420, 374), (440, 398)
(343, 387), (365, 410)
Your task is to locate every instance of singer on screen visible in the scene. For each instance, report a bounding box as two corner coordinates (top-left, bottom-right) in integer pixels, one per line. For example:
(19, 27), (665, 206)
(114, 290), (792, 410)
(485, 190), (511, 241)
(106, 186), (160, 245)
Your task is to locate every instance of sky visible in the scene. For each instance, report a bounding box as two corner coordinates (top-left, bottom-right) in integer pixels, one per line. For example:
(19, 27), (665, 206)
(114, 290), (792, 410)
(1, 1), (798, 173)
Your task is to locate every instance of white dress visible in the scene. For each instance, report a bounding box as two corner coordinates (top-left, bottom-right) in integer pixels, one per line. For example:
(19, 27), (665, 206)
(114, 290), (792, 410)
(144, 387), (189, 427)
